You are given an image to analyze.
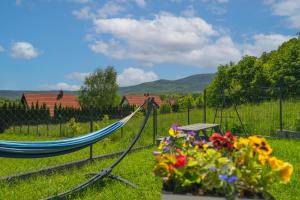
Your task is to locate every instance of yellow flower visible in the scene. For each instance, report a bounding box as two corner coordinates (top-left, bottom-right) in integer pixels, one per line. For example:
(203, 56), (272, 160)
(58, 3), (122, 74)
(234, 137), (249, 149)
(279, 163), (293, 183)
(249, 136), (272, 156)
(169, 128), (181, 138)
(258, 154), (268, 165)
(268, 157), (284, 170)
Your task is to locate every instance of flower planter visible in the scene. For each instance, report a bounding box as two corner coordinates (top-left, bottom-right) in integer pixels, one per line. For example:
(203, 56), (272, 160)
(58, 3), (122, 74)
(161, 191), (268, 200)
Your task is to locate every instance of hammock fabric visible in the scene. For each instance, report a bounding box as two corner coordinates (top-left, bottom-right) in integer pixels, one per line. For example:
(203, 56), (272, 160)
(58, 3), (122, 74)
(0, 107), (141, 158)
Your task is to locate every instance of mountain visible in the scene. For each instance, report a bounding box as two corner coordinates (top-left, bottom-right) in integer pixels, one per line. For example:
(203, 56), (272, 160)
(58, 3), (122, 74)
(0, 73), (214, 99)
(119, 73), (214, 95)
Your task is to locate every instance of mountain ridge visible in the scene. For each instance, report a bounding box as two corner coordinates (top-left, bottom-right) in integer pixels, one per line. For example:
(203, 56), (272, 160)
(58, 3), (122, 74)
(0, 73), (214, 99)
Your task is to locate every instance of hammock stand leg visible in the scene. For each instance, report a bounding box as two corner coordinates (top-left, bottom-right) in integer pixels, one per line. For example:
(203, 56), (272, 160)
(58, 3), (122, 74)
(43, 98), (154, 200)
(86, 172), (138, 188)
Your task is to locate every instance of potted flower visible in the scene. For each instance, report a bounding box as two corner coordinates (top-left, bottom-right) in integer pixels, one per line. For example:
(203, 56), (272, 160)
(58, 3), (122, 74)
(153, 125), (293, 200)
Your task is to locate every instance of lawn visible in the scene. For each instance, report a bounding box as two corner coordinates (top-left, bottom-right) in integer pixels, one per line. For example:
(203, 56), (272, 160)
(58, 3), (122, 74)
(0, 139), (299, 200)
(1, 102), (300, 200)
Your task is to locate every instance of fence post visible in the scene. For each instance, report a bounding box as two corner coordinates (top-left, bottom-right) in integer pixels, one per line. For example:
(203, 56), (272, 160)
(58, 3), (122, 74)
(203, 89), (207, 136)
(59, 115), (62, 137)
(279, 86), (284, 135)
(89, 113), (93, 160)
(187, 106), (190, 125)
(203, 89), (207, 124)
(153, 106), (158, 145)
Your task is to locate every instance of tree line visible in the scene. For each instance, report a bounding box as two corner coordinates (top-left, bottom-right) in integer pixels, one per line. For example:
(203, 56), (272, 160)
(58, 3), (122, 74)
(206, 35), (300, 106)
(0, 101), (134, 133)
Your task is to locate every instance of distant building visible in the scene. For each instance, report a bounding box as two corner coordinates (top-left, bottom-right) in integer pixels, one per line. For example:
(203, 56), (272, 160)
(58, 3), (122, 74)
(120, 94), (163, 107)
(21, 91), (80, 116)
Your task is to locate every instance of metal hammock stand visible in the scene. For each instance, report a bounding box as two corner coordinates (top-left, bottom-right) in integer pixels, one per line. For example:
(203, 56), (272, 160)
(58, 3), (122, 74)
(42, 98), (155, 200)
(212, 89), (248, 136)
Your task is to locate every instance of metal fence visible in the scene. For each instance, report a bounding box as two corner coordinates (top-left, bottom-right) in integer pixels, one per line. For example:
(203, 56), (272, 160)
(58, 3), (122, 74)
(1, 88), (300, 139)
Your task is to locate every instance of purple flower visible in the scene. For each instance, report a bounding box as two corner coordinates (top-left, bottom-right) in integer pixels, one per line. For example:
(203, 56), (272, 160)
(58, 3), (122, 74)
(227, 176), (238, 183)
(163, 146), (170, 152)
(163, 137), (171, 145)
(219, 174), (238, 184)
(219, 174), (228, 181)
(171, 124), (182, 132)
(188, 131), (195, 137)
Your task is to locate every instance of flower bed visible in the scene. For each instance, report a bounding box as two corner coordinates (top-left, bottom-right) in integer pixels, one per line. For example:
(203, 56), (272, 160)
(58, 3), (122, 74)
(153, 125), (293, 200)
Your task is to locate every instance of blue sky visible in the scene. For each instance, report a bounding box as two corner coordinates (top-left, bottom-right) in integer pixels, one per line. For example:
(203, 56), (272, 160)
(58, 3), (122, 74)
(0, 0), (298, 90)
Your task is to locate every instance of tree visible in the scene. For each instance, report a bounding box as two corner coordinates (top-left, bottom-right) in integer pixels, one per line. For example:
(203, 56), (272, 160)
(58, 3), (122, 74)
(79, 67), (118, 109)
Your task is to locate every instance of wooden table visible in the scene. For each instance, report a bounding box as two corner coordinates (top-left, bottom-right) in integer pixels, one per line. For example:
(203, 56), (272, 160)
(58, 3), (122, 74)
(178, 123), (221, 139)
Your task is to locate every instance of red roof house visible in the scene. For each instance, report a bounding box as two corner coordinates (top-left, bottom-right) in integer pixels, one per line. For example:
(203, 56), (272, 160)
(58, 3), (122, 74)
(120, 94), (163, 107)
(21, 91), (80, 116)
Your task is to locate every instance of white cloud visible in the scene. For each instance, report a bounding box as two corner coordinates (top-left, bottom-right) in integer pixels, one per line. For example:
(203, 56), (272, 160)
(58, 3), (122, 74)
(73, 2), (125, 20)
(243, 34), (292, 57)
(90, 14), (242, 67)
(266, 0), (300, 28)
(0, 46), (5, 53)
(72, 7), (94, 20)
(40, 82), (80, 91)
(65, 72), (91, 81)
(11, 42), (40, 60)
(181, 5), (196, 17)
(117, 67), (158, 87)
(134, 0), (146, 8)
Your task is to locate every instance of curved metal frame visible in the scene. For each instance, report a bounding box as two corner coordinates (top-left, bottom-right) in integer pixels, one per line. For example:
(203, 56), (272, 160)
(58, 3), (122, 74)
(43, 98), (155, 200)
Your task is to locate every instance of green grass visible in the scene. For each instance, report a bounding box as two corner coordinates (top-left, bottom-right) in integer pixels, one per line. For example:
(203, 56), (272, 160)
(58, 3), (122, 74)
(0, 148), (162, 200)
(0, 140), (299, 200)
(1, 100), (300, 200)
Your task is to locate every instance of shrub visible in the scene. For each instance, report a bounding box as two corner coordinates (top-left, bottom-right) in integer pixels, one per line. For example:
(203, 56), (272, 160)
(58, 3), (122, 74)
(171, 103), (180, 112)
(66, 117), (81, 136)
(159, 104), (172, 114)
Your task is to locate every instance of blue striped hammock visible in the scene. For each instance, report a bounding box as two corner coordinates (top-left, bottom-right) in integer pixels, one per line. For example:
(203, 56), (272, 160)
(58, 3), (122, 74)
(0, 107), (141, 158)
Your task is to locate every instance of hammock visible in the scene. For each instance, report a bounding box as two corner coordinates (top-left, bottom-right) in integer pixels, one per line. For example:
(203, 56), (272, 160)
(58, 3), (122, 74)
(0, 106), (141, 158)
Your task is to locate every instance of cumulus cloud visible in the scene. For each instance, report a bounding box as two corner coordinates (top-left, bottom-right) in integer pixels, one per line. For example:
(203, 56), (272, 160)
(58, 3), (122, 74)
(11, 42), (40, 60)
(40, 82), (80, 91)
(0, 46), (4, 53)
(243, 34), (292, 57)
(65, 72), (91, 81)
(134, 0), (146, 8)
(266, 0), (300, 28)
(72, 7), (94, 20)
(72, 0), (144, 20)
(117, 67), (158, 87)
(89, 14), (241, 67)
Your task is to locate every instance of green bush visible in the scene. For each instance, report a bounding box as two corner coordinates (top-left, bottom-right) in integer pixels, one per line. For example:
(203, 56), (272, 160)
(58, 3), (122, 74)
(159, 104), (172, 114)
(171, 103), (180, 112)
(66, 117), (81, 136)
